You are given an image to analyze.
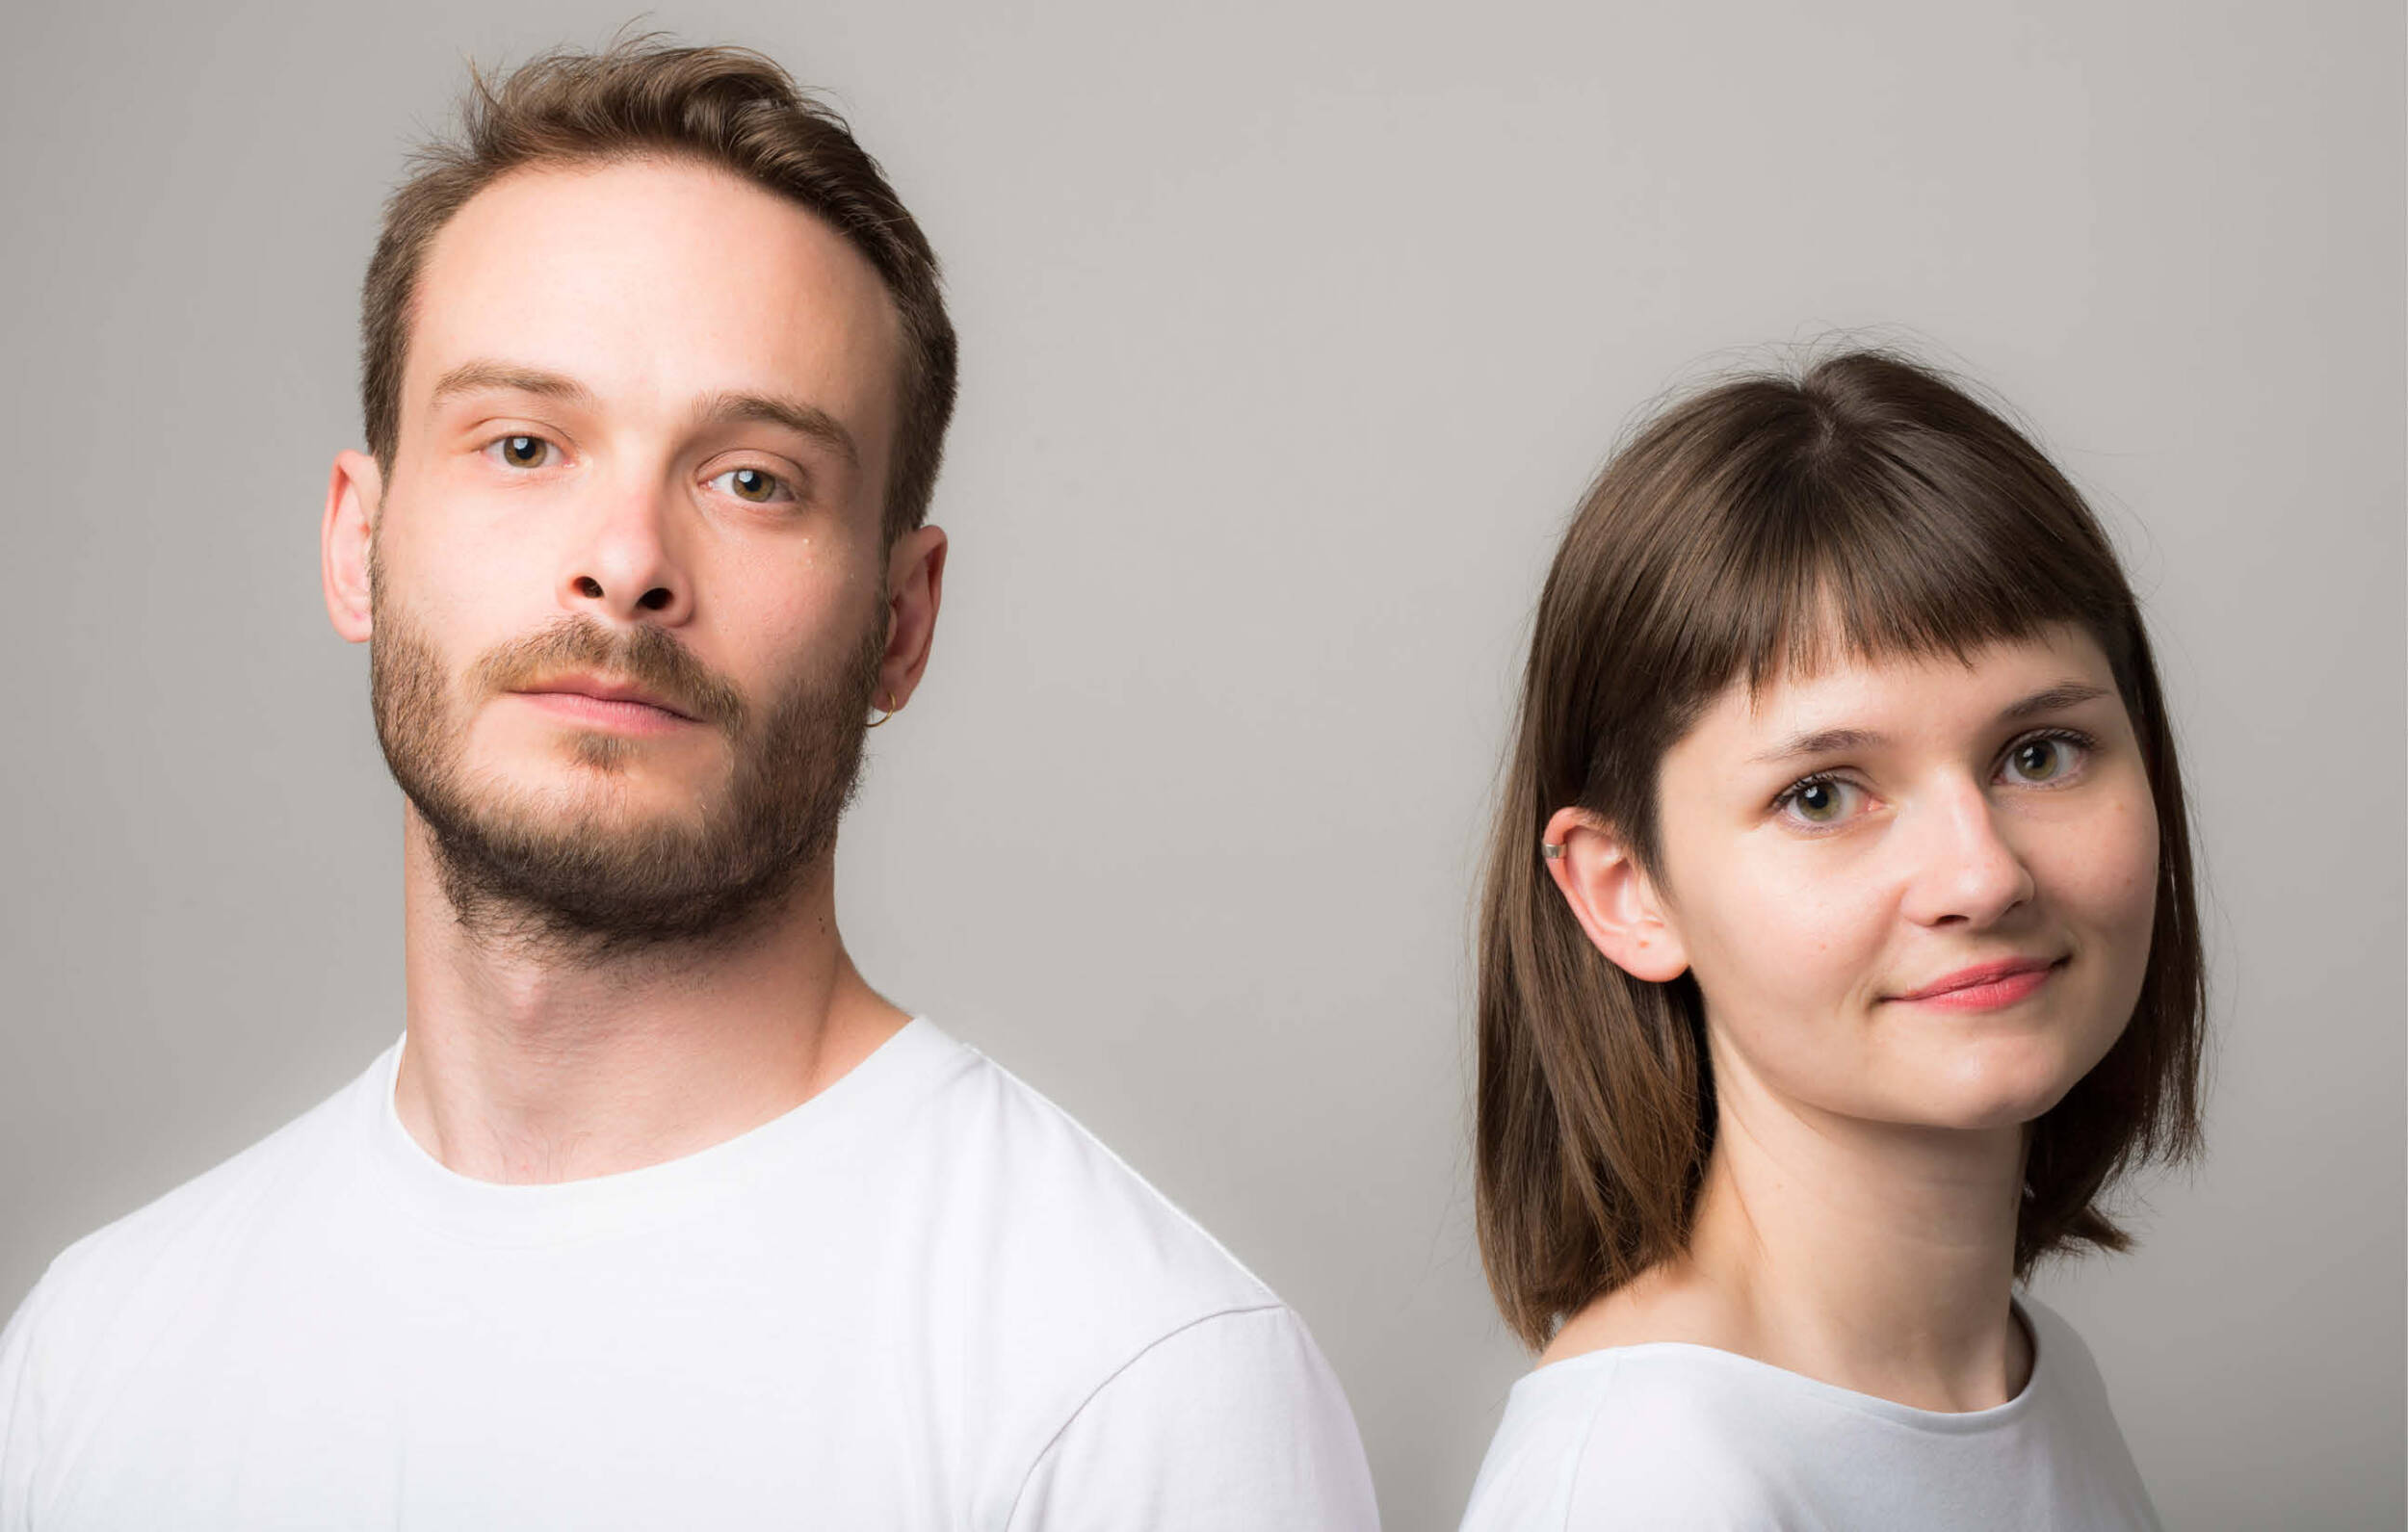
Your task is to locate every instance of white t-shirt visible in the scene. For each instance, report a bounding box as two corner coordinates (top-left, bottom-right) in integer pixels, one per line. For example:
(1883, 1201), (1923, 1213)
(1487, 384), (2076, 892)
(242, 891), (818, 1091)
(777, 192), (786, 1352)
(1456, 1296), (2160, 1531)
(0, 1019), (1380, 1531)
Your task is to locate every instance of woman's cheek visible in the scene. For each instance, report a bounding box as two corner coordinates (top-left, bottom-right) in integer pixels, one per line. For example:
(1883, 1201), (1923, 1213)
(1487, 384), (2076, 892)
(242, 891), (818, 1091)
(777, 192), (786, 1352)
(1697, 884), (1863, 1032)
(2068, 786), (2159, 946)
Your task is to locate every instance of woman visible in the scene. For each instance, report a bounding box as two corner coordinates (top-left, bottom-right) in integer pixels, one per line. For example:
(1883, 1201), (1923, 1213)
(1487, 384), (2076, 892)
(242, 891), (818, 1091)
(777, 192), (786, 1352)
(1460, 351), (2201, 1528)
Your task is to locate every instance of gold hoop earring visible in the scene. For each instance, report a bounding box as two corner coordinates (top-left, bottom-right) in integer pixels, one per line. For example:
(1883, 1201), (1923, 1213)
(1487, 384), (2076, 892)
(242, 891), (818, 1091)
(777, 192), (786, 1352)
(866, 690), (899, 729)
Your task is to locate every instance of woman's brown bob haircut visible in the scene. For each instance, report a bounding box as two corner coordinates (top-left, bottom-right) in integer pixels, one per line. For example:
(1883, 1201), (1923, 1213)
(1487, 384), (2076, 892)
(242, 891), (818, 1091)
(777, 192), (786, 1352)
(359, 38), (957, 547)
(1477, 350), (2205, 1350)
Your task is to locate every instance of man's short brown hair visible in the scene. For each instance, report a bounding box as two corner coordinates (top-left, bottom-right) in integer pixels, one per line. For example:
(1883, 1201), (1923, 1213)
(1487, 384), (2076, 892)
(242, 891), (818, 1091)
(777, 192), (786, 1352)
(359, 37), (957, 545)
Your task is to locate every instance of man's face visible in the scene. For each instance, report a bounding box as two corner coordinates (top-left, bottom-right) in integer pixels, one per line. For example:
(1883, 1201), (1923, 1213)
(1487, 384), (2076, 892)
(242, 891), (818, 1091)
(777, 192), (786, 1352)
(358, 157), (906, 949)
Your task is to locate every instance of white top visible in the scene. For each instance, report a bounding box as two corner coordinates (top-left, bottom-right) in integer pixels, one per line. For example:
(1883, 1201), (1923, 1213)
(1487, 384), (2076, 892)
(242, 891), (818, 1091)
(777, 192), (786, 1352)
(0, 1019), (1379, 1531)
(1457, 1296), (2161, 1531)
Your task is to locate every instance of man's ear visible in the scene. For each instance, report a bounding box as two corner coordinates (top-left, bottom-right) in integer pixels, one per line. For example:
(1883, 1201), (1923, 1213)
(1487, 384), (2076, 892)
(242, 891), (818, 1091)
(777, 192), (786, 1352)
(1540, 806), (1690, 983)
(323, 450), (380, 644)
(874, 525), (946, 713)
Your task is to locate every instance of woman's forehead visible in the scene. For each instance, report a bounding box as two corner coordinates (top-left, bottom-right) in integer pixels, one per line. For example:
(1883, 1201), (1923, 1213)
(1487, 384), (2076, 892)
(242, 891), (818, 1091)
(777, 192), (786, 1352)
(1709, 623), (2118, 740)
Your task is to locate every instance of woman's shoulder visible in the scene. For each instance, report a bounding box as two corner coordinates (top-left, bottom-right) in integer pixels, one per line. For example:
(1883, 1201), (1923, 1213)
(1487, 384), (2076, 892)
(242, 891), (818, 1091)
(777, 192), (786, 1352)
(1456, 1346), (1796, 1531)
(2016, 1291), (2107, 1389)
(2013, 1293), (2165, 1520)
(1456, 1296), (2162, 1532)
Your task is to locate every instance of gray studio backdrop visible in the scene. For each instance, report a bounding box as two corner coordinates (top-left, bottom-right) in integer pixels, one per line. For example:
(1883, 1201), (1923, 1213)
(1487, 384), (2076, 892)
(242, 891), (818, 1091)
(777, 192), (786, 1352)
(3, 2), (2400, 1526)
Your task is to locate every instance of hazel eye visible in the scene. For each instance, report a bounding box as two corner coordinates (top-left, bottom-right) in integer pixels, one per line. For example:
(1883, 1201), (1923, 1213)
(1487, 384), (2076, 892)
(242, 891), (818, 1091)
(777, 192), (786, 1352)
(2002, 731), (2092, 786)
(1776, 775), (1861, 827)
(484, 433), (556, 469)
(710, 467), (792, 504)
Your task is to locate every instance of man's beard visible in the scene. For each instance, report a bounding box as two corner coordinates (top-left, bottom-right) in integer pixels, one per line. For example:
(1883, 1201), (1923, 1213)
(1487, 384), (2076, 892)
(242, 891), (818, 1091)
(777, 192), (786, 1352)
(368, 573), (884, 960)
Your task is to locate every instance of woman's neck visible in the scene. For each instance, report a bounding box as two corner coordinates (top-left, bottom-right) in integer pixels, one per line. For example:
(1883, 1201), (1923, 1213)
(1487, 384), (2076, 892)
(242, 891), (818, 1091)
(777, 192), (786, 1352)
(1547, 1058), (2032, 1413)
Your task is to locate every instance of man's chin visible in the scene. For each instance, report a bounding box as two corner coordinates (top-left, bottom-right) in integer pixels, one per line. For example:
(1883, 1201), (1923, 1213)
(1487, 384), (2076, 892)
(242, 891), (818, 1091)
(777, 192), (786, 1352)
(416, 802), (812, 952)
(441, 782), (731, 874)
(458, 740), (730, 816)
(485, 814), (716, 870)
(483, 718), (725, 780)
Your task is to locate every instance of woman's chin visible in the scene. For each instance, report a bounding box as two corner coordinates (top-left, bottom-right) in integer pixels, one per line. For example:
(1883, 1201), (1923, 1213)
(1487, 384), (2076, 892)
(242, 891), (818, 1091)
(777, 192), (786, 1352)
(1893, 1048), (2088, 1132)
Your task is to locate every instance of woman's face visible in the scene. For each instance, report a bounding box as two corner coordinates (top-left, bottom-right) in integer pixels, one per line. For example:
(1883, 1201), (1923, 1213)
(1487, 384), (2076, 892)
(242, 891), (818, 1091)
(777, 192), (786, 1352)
(1638, 623), (2159, 1131)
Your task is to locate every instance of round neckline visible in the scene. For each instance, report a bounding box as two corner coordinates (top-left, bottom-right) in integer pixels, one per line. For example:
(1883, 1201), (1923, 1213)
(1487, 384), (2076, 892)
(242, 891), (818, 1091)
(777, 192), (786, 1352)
(1517, 1296), (2048, 1434)
(360, 1016), (954, 1247)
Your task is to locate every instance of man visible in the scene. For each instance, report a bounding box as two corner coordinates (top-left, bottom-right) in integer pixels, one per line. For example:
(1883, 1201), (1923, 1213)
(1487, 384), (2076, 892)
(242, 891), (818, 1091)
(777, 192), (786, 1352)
(0, 40), (1378, 1529)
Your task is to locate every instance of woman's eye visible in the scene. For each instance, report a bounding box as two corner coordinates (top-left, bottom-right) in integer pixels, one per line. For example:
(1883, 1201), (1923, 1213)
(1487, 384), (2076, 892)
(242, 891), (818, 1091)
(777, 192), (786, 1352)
(484, 434), (556, 469)
(1776, 775), (1861, 827)
(2001, 731), (2090, 786)
(710, 467), (793, 504)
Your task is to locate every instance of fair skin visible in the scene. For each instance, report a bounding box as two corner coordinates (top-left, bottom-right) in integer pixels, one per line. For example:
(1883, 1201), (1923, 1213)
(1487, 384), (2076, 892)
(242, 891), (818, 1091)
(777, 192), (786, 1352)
(319, 157), (944, 1183)
(1539, 624), (2159, 1411)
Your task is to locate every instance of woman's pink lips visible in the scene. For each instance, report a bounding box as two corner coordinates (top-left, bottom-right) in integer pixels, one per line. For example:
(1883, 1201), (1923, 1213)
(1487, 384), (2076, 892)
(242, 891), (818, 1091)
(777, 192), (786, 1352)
(510, 688), (695, 736)
(1890, 960), (2063, 1011)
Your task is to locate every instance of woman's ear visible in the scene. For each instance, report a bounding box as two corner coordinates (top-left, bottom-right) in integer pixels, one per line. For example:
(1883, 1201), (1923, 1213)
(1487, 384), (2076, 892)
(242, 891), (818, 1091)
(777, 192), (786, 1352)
(1540, 806), (1690, 983)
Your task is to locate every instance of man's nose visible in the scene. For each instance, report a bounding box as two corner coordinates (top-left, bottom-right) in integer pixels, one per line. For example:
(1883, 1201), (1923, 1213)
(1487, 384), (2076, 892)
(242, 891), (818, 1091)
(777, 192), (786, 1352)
(559, 479), (692, 625)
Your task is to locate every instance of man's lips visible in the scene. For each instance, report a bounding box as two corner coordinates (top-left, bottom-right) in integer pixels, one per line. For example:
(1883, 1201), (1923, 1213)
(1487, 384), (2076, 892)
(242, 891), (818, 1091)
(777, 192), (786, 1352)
(1887, 956), (2066, 1009)
(508, 676), (699, 731)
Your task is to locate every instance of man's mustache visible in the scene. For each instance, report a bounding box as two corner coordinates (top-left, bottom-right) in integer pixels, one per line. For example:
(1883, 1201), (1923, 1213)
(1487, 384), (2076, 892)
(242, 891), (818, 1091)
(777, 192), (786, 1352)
(466, 617), (749, 735)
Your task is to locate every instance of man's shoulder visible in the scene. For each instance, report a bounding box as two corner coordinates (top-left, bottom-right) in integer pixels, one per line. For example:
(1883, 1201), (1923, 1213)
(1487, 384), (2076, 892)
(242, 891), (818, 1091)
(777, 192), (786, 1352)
(17, 1050), (381, 1346)
(889, 1022), (1279, 1322)
(870, 1024), (1372, 1524)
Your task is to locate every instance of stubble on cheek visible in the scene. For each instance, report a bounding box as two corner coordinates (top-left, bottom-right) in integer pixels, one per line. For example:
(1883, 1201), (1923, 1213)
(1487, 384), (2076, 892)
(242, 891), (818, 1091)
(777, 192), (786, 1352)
(363, 558), (888, 956)
(366, 593), (464, 806)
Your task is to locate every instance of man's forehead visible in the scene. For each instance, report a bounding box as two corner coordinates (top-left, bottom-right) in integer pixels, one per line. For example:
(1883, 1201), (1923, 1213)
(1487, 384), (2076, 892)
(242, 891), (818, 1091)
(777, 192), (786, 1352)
(405, 158), (903, 420)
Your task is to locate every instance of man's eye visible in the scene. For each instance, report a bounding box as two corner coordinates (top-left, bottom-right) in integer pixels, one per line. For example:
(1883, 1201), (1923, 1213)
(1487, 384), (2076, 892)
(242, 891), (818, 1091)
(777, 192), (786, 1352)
(484, 434), (556, 469)
(710, 467), (793, 504)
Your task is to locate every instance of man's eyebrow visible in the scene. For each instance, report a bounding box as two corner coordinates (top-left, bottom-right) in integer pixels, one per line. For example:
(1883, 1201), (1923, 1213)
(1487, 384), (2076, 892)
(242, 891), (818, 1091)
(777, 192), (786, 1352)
(1746, 680), (2116, 766)
(428, 361), (598, 409)
(696, 391), (858, 468)
(423, 369), (857, 466)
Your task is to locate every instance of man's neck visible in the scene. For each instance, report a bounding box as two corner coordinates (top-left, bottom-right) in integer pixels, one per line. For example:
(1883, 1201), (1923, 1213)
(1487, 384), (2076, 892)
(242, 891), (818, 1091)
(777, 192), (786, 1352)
(391, 821), (908, 1184)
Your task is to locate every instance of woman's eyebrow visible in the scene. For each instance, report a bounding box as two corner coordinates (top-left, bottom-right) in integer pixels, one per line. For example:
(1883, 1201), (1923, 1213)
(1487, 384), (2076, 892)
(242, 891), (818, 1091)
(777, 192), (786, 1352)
(1746, 680), (2114, 766)
(1748, 726), (1880, 766)
(1996, 680), (2112, 721)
